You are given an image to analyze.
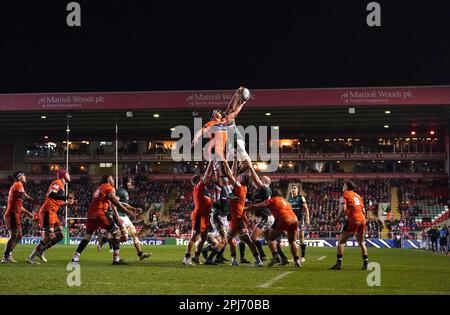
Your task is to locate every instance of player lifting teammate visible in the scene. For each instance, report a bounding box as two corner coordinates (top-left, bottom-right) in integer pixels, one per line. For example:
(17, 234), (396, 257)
(98, 176), (151, 261)
(183, 161), (214, 265)
(2, 171), (37, 263)
(246, 188), (302, 268)
(27, 170), (76, 264)
(201, 169), (230, 264)
(288, 184), (310, 263)
(330, 181), (369, 270)
(246, 164), (273, 261)
(71, 175), (131, 265)
(205, 158), (264, 267)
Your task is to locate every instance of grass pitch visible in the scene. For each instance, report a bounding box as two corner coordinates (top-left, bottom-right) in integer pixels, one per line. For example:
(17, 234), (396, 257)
(0, 245), (449, 295)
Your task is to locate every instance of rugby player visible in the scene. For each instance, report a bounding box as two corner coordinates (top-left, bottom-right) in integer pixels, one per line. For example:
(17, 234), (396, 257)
(183, 161), (214, 265)
(330, 181), (369, 270)
(98, 176), (150, 261)
(192, 87), (249, 197)
(71, 175), (131, 265)
(247, 164), (273, 261)
(201, 169), (230, 264)
(205, 159), (264, 267)
(246, 189), (301, 267)
(288, 184), (310, 263)
(2, 171), (36, 263)
(27, 170), (76, 264)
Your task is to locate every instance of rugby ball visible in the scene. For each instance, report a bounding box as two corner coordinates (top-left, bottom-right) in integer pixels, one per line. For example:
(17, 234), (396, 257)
(241, 88), (250, 101)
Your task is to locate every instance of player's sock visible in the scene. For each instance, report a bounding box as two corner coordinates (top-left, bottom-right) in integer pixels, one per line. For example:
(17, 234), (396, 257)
(184, 253), (191, 259)
(300, 244), (306, 258)
(3, 240), (12, 259)
(44, 235), (62, 251)
(73, 239), (90, 260)
(362, 255), (368, 266)
(207, 247), (220, 261)
(254, 240), (266, 257)
(194, 248), (201, 258)
(253, 253), (262, 264)
(137, 251), (143, 257)
(337, 254), (343, 266)
(111, 238), (121, 263)
(29, 240), (46, 259)
(239, 242), (245, 259)
(276, 243), (288, 260)
(217, 247), (225, 259)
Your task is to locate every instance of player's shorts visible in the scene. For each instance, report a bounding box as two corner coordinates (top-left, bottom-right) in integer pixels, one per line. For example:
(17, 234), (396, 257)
(342, 219), (366, 235)
(274, 217), (298, 235)
(119, 214), (134, 230)
(210, 212), (229, 237)
(86, 211), (118, 235)
(227, 218), (248, 239)
(191, 212), (210, 233)
(255, 215), (275, 232)
(209, 134), (227, 162)
(39, 210), (61, 232)
(3, 212), (21, 230)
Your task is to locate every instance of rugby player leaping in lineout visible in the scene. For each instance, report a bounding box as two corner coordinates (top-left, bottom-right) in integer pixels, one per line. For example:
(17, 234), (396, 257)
(192, 87), (251, 198)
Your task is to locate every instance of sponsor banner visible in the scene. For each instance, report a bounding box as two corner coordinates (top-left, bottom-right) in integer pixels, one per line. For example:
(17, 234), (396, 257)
(1, 86), (450, 111)
(18, 237), (165, 246)
(0, 143), (14, 171)
(13, 237), (420, 248)
(0, 237), (9, 245)
(169, 238), (416, 248)
(24, 152), (447, 164)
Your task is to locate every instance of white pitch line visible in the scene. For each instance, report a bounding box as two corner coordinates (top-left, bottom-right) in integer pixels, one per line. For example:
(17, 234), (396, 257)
(259, 271), (293, 288)
(317, 256), (327, 261)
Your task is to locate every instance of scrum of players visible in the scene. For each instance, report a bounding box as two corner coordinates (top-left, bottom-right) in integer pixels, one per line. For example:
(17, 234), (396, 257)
(1, 86), (369, 270)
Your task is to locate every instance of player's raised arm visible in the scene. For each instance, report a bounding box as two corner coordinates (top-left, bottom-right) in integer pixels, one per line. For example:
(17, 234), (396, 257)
(224, 87), (248, 121)
(192, 125), (208, 146)
(202, 160), (214, 185)
(222, 159), (237, 186)
(248, 162), (264, 188)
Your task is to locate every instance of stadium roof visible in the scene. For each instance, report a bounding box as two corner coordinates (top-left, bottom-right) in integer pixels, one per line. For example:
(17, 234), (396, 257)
(0, 105), (448, 141)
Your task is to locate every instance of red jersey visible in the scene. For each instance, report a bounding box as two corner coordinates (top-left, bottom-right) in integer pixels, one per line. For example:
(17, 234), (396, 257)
(342, 190), (365, 221)
(6, 182), (25, 214)
(88, 183), (115, 215)
(193, 181), (212, 216)
(262, 196), (296, 221)
(230, 182), (247, 220)
(41, 179), (65, 213)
